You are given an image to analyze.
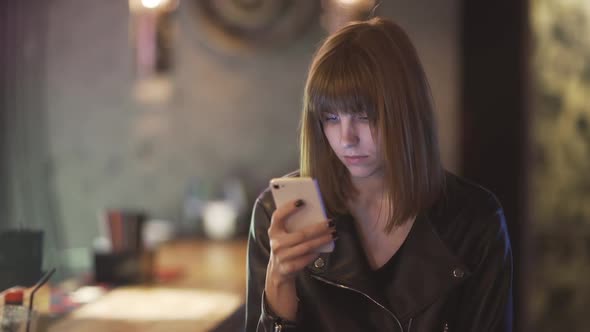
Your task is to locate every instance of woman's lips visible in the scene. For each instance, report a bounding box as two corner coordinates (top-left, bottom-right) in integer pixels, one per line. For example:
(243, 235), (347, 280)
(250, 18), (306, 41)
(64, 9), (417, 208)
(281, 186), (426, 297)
(343, 155), (368, 165)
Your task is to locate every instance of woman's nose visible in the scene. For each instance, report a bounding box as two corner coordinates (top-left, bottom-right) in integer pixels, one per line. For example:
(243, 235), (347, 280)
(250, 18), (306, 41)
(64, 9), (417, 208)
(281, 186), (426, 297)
(340, 119), (359, 148)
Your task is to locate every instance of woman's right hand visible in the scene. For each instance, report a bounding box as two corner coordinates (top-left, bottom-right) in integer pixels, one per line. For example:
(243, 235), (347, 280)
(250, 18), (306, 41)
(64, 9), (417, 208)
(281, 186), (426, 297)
(264, 199), (336, 320)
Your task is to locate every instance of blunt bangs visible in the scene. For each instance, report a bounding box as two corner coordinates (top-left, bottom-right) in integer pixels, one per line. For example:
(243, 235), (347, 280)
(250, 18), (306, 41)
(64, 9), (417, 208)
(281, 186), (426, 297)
(306, 47), (381, 123)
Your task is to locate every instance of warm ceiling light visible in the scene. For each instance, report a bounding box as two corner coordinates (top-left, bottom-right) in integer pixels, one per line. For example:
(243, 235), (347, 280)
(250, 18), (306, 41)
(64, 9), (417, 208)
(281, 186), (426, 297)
(129, 0), (178, 13)
(141, 0), (164, 9)
(336, 0), (374, 6)
(337, 0), (361, 5)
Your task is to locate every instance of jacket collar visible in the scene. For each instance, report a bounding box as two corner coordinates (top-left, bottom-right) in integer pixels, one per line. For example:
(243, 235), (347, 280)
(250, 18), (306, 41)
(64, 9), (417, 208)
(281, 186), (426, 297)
(307, 211), (471, 321)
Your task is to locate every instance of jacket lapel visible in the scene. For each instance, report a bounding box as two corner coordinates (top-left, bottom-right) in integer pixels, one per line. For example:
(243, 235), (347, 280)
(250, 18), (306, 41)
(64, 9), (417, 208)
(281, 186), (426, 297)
(306, 213), (382, 301)
(385, 212), (471, 320)
(308, 211), (471, 321)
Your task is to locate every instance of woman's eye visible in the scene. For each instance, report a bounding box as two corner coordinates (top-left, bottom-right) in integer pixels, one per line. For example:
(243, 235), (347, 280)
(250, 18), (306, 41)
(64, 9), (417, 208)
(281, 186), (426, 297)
(323, 114), (339, 122)
(356, 114), (369, 121)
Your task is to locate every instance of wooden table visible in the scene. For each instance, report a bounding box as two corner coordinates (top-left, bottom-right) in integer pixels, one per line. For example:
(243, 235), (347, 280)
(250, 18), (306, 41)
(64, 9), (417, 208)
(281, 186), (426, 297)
(47, 238), (248, 332)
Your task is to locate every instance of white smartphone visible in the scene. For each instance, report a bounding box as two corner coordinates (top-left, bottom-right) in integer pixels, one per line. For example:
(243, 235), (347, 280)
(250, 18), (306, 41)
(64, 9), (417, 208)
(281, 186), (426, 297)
(269, 177), (334, 253)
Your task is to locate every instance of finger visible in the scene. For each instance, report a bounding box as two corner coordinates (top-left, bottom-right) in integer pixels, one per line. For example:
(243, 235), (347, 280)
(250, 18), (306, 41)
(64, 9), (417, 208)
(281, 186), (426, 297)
(271, 220), (334, 253)
(277, 232), (335, 262)
(277, 252), (319, 276)
(268, 199), (305, 234)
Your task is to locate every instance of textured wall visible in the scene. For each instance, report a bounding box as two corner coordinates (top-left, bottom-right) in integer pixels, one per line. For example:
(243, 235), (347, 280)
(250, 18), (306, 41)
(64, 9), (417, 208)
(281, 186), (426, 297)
(530, 0), (590, 330)
(43, 0), (459, 272)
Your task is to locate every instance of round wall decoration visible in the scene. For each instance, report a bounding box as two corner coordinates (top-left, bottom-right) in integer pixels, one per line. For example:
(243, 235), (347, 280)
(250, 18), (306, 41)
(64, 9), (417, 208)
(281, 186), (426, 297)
(182, 0), (319, 55)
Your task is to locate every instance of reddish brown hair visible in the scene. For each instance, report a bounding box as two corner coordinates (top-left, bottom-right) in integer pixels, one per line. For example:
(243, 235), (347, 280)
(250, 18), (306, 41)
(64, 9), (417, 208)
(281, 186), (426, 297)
(299, 17), (445, 232)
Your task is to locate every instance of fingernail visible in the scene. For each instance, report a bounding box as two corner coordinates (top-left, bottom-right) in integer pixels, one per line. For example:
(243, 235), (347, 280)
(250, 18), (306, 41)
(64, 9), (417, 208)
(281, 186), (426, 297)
(328, 220), (335, 228)
(331, 231), (338, 239)
(294, 199), (305, 207)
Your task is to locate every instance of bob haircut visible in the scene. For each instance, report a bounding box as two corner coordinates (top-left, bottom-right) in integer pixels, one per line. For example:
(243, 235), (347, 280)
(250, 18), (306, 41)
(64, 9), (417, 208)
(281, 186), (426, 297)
(299, 17), (445, 232)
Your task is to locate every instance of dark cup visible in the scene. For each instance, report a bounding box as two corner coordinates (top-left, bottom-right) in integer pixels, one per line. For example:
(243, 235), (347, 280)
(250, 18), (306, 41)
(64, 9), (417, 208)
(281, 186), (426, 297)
(93, 250), (154, 285)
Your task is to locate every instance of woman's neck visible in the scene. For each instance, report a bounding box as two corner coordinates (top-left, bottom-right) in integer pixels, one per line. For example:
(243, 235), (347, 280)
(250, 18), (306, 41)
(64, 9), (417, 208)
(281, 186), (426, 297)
(350, 174), (386, 209)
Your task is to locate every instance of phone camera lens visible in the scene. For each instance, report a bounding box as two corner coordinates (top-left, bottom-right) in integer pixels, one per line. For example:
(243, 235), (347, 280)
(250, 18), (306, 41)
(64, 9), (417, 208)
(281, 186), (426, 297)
(272, 184), (279, 189)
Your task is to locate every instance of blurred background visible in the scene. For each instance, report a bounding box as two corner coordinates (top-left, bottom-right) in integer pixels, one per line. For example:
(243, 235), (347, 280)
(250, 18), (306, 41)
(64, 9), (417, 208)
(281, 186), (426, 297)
(0, 0), (588, 331)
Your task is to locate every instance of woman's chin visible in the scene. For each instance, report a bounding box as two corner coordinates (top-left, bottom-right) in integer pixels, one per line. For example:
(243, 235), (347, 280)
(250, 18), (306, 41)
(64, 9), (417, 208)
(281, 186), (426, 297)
(346, 165), (383, 179)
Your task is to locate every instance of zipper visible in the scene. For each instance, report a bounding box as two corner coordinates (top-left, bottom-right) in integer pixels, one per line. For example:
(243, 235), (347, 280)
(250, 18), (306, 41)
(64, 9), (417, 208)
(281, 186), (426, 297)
(311, 275), (404, 331)
(273, 322), (283, 332)
(407, 318), (413, 332)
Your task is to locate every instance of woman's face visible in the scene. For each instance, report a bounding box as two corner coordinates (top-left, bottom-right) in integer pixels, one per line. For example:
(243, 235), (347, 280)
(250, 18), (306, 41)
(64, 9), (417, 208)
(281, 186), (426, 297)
(321, 111), (384, 179)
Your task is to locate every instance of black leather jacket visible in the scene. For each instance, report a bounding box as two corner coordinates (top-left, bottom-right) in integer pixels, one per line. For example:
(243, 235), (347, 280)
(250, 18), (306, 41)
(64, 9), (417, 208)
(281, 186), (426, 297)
(246, 172), (513, 332)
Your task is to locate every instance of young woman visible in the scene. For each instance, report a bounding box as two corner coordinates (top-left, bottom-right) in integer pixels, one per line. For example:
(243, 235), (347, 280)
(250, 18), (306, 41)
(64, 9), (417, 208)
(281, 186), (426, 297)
(246, 17), (513, 332)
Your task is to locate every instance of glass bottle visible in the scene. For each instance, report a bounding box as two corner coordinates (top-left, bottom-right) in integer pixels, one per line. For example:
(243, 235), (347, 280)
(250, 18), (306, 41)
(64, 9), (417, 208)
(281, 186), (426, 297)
(1, 289), (25, 332)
